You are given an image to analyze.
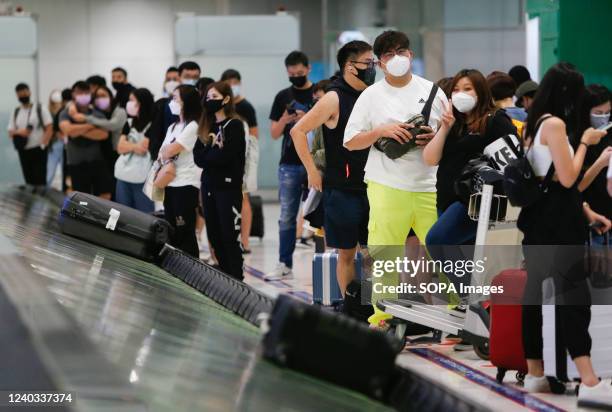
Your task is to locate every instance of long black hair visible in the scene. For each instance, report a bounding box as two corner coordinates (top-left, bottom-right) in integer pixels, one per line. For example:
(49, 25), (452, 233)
(94, 85), (117, 117)
(580, 84), (611, 166)
(130, 88), (154, 132)
(198, 81), (239, 143)
(525, 62), (584, 143)
(176, 84), (202, 124)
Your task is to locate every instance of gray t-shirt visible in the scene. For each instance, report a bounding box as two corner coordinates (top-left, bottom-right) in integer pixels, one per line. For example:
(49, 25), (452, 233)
(60, 107), (107, 165)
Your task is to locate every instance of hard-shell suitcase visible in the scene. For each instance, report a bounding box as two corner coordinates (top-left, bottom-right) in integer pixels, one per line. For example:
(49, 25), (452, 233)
(312, 252), (363, 306)
(489, 269), (528, 383)
(59, 192), (172, 262)
(249, 194), (264, 238)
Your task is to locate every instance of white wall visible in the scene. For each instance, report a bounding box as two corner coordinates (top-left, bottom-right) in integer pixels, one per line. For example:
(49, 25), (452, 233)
(17, 0), (322, 102)
(19, 0), (218, 101)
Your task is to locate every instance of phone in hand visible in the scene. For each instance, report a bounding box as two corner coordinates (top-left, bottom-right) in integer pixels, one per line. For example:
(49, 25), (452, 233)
(597, 122), (612, 132)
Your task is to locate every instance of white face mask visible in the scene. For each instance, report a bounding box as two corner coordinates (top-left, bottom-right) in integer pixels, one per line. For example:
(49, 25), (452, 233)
(590, 112), (610, 129)
(164, 80), (179, 95)
(50, 91), (62, 104)
(168, 99), (181, 116)
(181, 78), (197, 86)
(231, 84), (241, 98)
(385, 55), (411, 77)
(452, 92), (477, 113)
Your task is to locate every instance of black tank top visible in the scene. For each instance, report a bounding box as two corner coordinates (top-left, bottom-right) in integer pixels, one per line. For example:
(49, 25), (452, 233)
(322, 77), (369, 192)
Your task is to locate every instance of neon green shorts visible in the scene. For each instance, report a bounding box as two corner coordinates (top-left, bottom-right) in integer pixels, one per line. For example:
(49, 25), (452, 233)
(366, 181), (438, 326)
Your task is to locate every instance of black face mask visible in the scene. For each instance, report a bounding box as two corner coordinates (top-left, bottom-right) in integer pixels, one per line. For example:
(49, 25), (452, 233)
(205, 98), (225, 114)
(112, 82), (124, 91)
(18, 96), (30, 105)
(354, 65), (376, 86)
(289, 76), (307, 88)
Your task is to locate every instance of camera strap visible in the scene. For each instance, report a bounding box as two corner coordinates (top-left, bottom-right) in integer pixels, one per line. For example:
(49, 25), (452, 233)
(420, 84), (439, 124)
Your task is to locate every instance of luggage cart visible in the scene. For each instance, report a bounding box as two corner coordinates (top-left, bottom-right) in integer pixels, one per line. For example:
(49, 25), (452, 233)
(377, 184), (517, 358)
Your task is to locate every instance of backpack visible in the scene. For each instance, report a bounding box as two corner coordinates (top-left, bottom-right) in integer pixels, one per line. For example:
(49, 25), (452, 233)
(13, 103), (43, 130)
(502, 115), (555, 207)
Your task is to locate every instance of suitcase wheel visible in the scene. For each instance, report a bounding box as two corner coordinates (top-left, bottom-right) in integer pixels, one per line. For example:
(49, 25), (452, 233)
(473, 340), (490, 361)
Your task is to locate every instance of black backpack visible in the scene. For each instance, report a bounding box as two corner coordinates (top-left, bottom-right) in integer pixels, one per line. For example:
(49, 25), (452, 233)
(503, 115), (555, 207)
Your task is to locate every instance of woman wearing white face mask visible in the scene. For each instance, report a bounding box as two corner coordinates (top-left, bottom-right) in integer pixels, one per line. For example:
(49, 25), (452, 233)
(114, 88), (155, 213)
(577, 84), (612, 245)
(158, 85), (203, 257)
(422, 69), (517, 300)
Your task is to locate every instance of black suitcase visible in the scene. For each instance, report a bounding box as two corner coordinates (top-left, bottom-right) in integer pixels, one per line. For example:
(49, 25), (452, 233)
(249, 194), (264, 238)
(262, 294), (402, 402)
(59, 192), (172, 262)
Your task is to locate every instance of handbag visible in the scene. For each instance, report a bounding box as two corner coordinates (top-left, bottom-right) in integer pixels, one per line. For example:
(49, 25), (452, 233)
(373, 84), (439, 160)
(154, 160), (176, 188)
(142, 160), (165, 202)
(114, 122), (152, 183)
(242, 121), (259, 192)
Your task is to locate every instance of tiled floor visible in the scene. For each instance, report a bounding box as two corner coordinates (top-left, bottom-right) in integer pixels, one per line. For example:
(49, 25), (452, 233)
(217, 198), (595, 412)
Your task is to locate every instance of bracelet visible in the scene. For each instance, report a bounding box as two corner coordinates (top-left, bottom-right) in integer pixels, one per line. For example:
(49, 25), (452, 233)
(580, 141), (589, 149)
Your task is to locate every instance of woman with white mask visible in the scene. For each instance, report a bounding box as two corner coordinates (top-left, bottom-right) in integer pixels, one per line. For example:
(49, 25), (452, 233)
(422, 69), (517, 310)
(577, 84), (612, 245)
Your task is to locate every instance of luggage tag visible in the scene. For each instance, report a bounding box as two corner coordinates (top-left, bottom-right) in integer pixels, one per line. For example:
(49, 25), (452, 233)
(106, 208), (121, 231)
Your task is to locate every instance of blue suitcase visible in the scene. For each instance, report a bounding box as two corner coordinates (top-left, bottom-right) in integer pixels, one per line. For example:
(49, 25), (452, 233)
(312, 252), (363, 306)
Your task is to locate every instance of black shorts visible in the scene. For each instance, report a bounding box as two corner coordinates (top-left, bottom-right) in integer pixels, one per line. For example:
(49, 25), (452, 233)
(323, 188), (369, 249)
(70, 159), (114, 196)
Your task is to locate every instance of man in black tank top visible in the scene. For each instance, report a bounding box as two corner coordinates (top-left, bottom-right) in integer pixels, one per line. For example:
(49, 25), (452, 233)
(290, 41), (375, 296)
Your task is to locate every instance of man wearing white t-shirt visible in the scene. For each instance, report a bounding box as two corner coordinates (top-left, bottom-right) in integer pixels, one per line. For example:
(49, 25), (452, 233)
(7, 83), (53, 193)
(344, 31), (447, 325)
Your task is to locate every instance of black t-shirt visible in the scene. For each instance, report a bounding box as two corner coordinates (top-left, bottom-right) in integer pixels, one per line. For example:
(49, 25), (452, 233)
(235, 99), (257, 128)
(149, 97), (178, 160)
(115, 83), (135, 108)
(436, 110), (517, 212)
(193, 118), (246, 191)
(269, 84), (314, 165)
(583, 132), (611, 218)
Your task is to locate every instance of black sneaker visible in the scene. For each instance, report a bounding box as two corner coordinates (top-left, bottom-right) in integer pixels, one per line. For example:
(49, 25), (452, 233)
(295, 237), (313, 249)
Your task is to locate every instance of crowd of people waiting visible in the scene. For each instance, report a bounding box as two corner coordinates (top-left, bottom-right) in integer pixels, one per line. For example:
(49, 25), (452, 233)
(7, 28), (612, 408)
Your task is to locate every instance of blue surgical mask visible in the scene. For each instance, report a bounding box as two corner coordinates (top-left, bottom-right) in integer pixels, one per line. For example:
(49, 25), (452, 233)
(182, 78), (197, 86)
(590, 112), (610, 129)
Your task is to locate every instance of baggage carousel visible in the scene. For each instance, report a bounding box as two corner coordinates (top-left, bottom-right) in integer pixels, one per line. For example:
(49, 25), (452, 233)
(0, 187), (391, 412)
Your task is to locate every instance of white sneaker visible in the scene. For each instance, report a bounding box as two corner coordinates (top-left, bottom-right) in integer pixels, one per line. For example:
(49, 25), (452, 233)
(524, 375), (551, 393)
(264, 263), (293, 281)
(578, 379), (612, 410)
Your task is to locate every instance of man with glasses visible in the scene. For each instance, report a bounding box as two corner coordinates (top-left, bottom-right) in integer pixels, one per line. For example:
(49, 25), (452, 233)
(290, 41), (375, 297)
(343, 31), (447, 326)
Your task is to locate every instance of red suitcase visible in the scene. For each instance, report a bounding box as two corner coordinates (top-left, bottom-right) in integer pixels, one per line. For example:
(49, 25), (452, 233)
(489, 269), (528, 383)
